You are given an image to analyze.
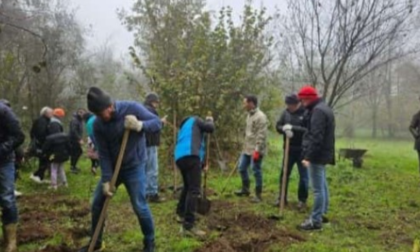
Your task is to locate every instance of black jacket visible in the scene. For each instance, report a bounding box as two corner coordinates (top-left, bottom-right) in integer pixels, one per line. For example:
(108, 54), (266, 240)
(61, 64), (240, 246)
(30, 115), (50, 146)
(302, 99), (335, 165)
(69, 113), (83, 142)
(43, 133), (71, 163)
(0, 103), (25, 164)
(409, 110), (420, 150)
(48, 117), (64, 135)
(276, 106), (306, 152)
(144, 104), (161, 147)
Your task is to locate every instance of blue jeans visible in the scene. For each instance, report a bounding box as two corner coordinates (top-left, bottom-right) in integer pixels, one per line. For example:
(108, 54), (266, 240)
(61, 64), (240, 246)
(146, 146), (159, 196)
(279, 150), (309, 203)
(238, 154), (263, 189)
(0, 162), (18, 225)
(90, 163), (155, 244)
(309, 163), (329, 224)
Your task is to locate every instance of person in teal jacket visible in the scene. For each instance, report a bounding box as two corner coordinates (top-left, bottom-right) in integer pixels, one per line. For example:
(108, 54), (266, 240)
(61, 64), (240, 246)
(84, 113), (99, 174)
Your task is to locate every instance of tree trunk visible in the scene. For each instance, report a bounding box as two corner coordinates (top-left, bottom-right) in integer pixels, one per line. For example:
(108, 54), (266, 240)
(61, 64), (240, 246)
(371, 105), (378, 138)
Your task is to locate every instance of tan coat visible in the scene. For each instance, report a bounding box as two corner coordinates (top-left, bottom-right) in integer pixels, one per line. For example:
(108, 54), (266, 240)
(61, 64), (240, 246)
(243, 108), (268, 155)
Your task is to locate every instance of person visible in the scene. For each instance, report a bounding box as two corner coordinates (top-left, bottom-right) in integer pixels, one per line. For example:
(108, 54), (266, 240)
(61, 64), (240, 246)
(297, 86), (335, 231)
(48, 108), (65, 135)
(234, 95), (268, 203)
(30, 107), (53, 183)
(409, 98), (420, 177)
(69, 108), (86, 174)
(144, 93), (167, 203)
(78, 87), (161, 252)
(0, 99), (24, 197)
(274, 94), (308, 210)
(84, 112), (99, 175)
(0, 101), (25, 252)
(174, 115), (214, 237)
(43, 108), (68, 190)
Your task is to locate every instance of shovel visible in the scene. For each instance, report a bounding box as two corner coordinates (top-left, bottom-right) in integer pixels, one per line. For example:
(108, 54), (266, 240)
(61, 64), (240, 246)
(197, 134), (211, 215)
(269, 137), (290, 221)
(219, 156), (241, 196)
(88, 130), (130, 252)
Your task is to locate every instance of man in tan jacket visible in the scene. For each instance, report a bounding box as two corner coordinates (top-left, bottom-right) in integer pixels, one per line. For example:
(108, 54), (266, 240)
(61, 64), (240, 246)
(235, 95), (268, 203)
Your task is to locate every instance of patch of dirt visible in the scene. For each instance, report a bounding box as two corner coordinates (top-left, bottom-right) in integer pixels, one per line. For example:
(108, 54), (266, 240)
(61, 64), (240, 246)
(196, 200), (306, 252)
(38, 244), (73, 252)
(19, 225), (52, 244)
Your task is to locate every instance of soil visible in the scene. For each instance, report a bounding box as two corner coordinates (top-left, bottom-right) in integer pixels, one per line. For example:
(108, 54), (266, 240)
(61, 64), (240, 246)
(17, 194), (90, 251)
(196, 200), (306, 252)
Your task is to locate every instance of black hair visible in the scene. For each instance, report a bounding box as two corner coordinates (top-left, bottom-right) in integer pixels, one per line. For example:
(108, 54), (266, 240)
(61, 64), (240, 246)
(245, 95), (258, 107)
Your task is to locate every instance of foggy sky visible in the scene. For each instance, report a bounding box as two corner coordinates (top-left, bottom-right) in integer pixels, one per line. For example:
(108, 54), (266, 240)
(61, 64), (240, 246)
(70, 0), (279, 57)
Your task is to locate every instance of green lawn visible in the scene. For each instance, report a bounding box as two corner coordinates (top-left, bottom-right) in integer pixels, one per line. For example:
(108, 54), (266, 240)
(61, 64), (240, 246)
(14, 136), (420, 252)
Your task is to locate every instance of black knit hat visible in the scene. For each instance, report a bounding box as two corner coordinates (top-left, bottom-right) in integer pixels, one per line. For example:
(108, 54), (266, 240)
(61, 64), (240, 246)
(285, 94), (299, 105)
(87, 87), (112, 114)
(145, 92), (159, 105)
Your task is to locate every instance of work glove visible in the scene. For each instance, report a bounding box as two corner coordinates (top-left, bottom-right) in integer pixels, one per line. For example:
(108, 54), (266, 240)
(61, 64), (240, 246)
(252, 150), (261, 162)
(125, 115), (143, 132)
(102, 182), (115, 197)
(282, 124), (293, 132)
(284, 130), (294, 139)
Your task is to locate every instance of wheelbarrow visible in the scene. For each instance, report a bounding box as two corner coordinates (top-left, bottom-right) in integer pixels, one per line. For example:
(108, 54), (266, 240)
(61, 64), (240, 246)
(338, 148), (368, 168)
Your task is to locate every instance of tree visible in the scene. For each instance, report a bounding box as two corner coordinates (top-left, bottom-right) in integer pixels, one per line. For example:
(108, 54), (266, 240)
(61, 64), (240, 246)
(119, 0), (279, 158)
(279, 0), (419, 109)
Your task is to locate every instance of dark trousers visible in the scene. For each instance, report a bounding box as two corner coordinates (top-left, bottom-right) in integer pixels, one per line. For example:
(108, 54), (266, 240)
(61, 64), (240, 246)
(176, 156), (201, 230)
(279, 149), (309, 204)
(70, 141), (82, 167)
(34, 156), (49, 180)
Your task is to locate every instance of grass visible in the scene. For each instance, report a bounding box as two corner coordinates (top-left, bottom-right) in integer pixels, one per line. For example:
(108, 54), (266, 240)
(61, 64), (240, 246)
(13, 136), (420, 252)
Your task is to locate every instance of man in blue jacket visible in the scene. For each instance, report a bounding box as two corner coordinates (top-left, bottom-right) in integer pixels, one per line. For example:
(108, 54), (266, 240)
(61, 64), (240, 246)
(0, 102), (25, 252)
(78, 87), (161, 252)
(175, 115), (214, 238)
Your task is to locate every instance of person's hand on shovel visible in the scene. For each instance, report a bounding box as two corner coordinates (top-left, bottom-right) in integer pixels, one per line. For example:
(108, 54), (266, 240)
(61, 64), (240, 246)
(102, 182), (115, 197)
(125, 115), (144, 132)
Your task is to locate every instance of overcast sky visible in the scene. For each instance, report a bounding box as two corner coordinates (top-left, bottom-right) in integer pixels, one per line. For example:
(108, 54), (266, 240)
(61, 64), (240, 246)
(70, 0), (279, 57)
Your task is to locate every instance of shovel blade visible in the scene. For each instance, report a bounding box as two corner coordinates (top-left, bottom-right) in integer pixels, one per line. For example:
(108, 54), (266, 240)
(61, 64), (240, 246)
(196, 197), (211, 215)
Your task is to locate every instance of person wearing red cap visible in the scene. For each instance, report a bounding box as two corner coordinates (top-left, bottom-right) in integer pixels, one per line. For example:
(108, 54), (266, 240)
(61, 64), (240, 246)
(297, 85), (335, 231)
(409, 97), (420, 177)
(234, 95), (268, 203)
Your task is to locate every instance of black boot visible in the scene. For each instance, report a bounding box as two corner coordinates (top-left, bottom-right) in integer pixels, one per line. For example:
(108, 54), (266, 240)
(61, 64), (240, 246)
(234, 180), (250, 197)
(250, 186), (262, 203)
(143, 239), (155, 252)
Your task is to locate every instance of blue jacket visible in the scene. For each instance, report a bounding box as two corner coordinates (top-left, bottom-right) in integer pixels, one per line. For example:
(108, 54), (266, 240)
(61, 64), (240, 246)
(94, 101), (162, 182)
(0, 103), (25, 165)
(175, 116), (214, 162)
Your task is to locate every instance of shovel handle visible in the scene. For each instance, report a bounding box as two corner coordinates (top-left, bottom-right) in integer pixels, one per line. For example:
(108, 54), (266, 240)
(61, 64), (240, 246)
(279, 137), (290, 216)
(88, 130), (130, 252)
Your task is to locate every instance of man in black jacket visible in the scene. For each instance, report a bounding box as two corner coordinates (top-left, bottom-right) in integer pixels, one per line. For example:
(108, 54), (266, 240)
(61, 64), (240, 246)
(275, 94), (308, 210)
(409, 98), (420, 176)
(30, 107), (53, 183)
(69, 108), (86, 174)
(297, 86), (335, 231)
(144, 93), (167, 203)
(0, 101), (25, 252)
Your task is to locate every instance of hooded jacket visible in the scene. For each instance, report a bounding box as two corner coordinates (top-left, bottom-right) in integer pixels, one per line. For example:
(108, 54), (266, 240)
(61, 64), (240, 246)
(94, 101), (162, 182)
(69, 113), (83, 142)
(0, 103), (25, 164)
(302, 99), (336, 165)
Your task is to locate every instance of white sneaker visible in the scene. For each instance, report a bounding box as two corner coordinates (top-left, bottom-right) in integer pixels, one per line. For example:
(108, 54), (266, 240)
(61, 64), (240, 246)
(14, 190), (23, 197)
(30, 174), (42, 184)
